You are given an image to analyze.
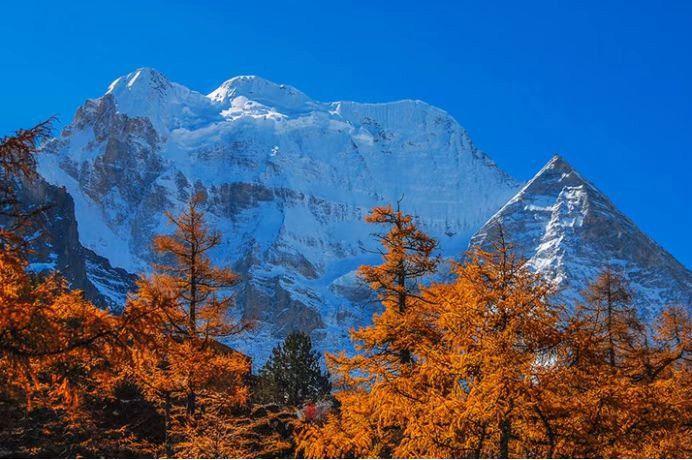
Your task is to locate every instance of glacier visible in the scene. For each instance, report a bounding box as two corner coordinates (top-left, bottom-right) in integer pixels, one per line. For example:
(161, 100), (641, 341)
(34, 67), (690, 364)
(37, 67), (521, 363)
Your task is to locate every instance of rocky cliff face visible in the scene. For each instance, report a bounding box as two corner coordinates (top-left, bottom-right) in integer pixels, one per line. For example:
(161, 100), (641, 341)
(12, 175), (137, 312)
(469, 155), (692, 319)
(37, 68), (521, 361)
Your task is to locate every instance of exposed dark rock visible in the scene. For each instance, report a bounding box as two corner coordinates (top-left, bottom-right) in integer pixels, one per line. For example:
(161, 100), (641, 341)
(9, 174), (136, 311)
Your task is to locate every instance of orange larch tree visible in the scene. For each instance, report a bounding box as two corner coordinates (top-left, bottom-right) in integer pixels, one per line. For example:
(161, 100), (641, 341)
(356, 203), (440, 364)
(392, 239), (564, 458)
(0, 121), (146, 456)
(151, 190), (247, 415)
(0, 119), (52, 252)
(123, 191), (252, 457)
(298, 225), (566, 458)
(550, 271), (692, 458)
(0, 120), (127, 410)
(297, 204), (442, 457)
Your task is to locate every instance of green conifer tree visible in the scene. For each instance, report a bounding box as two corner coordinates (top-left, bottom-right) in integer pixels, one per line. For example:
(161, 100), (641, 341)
(255, 332), (331, 407)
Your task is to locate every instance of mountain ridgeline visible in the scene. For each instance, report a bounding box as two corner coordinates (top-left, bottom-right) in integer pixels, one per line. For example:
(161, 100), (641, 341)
(30, 67), (690, 360)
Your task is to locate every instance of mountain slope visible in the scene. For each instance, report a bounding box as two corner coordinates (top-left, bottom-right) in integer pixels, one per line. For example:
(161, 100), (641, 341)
(470, 155), (692, 318)
(10, 175), (137, 311)
(38, 68), (521, 361)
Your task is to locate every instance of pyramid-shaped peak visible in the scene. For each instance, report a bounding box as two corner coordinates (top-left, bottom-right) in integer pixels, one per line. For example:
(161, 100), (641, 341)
(525, 154), (590, 191)
(546, 154), (571, 169)
(470, 154), (692, 316)
(538, 154), (578, 176)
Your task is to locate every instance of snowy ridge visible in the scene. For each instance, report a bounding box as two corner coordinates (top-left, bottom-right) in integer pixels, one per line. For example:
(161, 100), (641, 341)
(38, 68), (521, 361)
(209, 75), (317, 113)
(37, 67), (689, 361)
(470, 155), (692, 318)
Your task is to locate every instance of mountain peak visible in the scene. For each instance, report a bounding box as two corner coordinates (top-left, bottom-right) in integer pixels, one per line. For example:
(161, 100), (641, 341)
(106, 67), (172, 96)
(545, 153), (570, 169)
(100, 67), (217, 132)
(470, 155), (692, 316)
(522, 154), (592, 196)
(538, 154), (577, 176)
(208, 75), (314, 111)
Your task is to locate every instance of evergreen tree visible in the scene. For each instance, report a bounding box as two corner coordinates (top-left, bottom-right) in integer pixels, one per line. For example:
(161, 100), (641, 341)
(255, 331), (331, 407)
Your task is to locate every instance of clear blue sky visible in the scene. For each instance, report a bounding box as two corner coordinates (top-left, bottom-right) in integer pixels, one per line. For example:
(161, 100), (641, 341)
(1, 0), (690, 267)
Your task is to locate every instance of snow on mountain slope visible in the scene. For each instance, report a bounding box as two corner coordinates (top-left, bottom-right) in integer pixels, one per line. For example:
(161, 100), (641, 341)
(38, 67), (521, 362)
(8, 175), (137, 312)
(470, 155), (692, 318)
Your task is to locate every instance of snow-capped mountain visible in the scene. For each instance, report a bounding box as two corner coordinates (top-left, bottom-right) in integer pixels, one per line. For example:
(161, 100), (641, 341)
(38, 68), (521, 361)
(33, 68), (690, 361)
(470, 155), (692, 319)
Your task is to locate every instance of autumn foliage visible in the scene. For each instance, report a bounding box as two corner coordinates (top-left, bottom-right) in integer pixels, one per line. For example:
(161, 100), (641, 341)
(0, 121), (142, 456)
(0, 122), (689, 458)
(120, 191), (253, 456)
(297, 208), (691, 459)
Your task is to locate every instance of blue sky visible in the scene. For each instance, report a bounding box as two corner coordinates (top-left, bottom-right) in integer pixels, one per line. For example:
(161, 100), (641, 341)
(1, 0), (690, 266)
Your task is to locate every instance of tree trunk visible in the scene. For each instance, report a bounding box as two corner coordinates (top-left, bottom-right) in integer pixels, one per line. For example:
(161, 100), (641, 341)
(164, 392), (173, 458)
(397, 263), (413, 364)
(605, 272), (616, 368)
(535, 405), (555, 458)
(499, 418), (511, 458)
(186, 380), (196, 415)
(187, 245), (197, 415)
(474, 422), (487, 458)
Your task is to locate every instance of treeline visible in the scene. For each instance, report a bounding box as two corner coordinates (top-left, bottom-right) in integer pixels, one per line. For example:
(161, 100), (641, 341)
(0, 122), (689, 458)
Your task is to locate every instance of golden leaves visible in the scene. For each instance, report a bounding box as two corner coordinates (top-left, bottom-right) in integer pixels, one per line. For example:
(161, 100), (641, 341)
(299, 214), (691, 458)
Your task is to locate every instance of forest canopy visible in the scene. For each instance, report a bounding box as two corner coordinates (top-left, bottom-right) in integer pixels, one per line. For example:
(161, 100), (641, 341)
(0, 122), (689, 458)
